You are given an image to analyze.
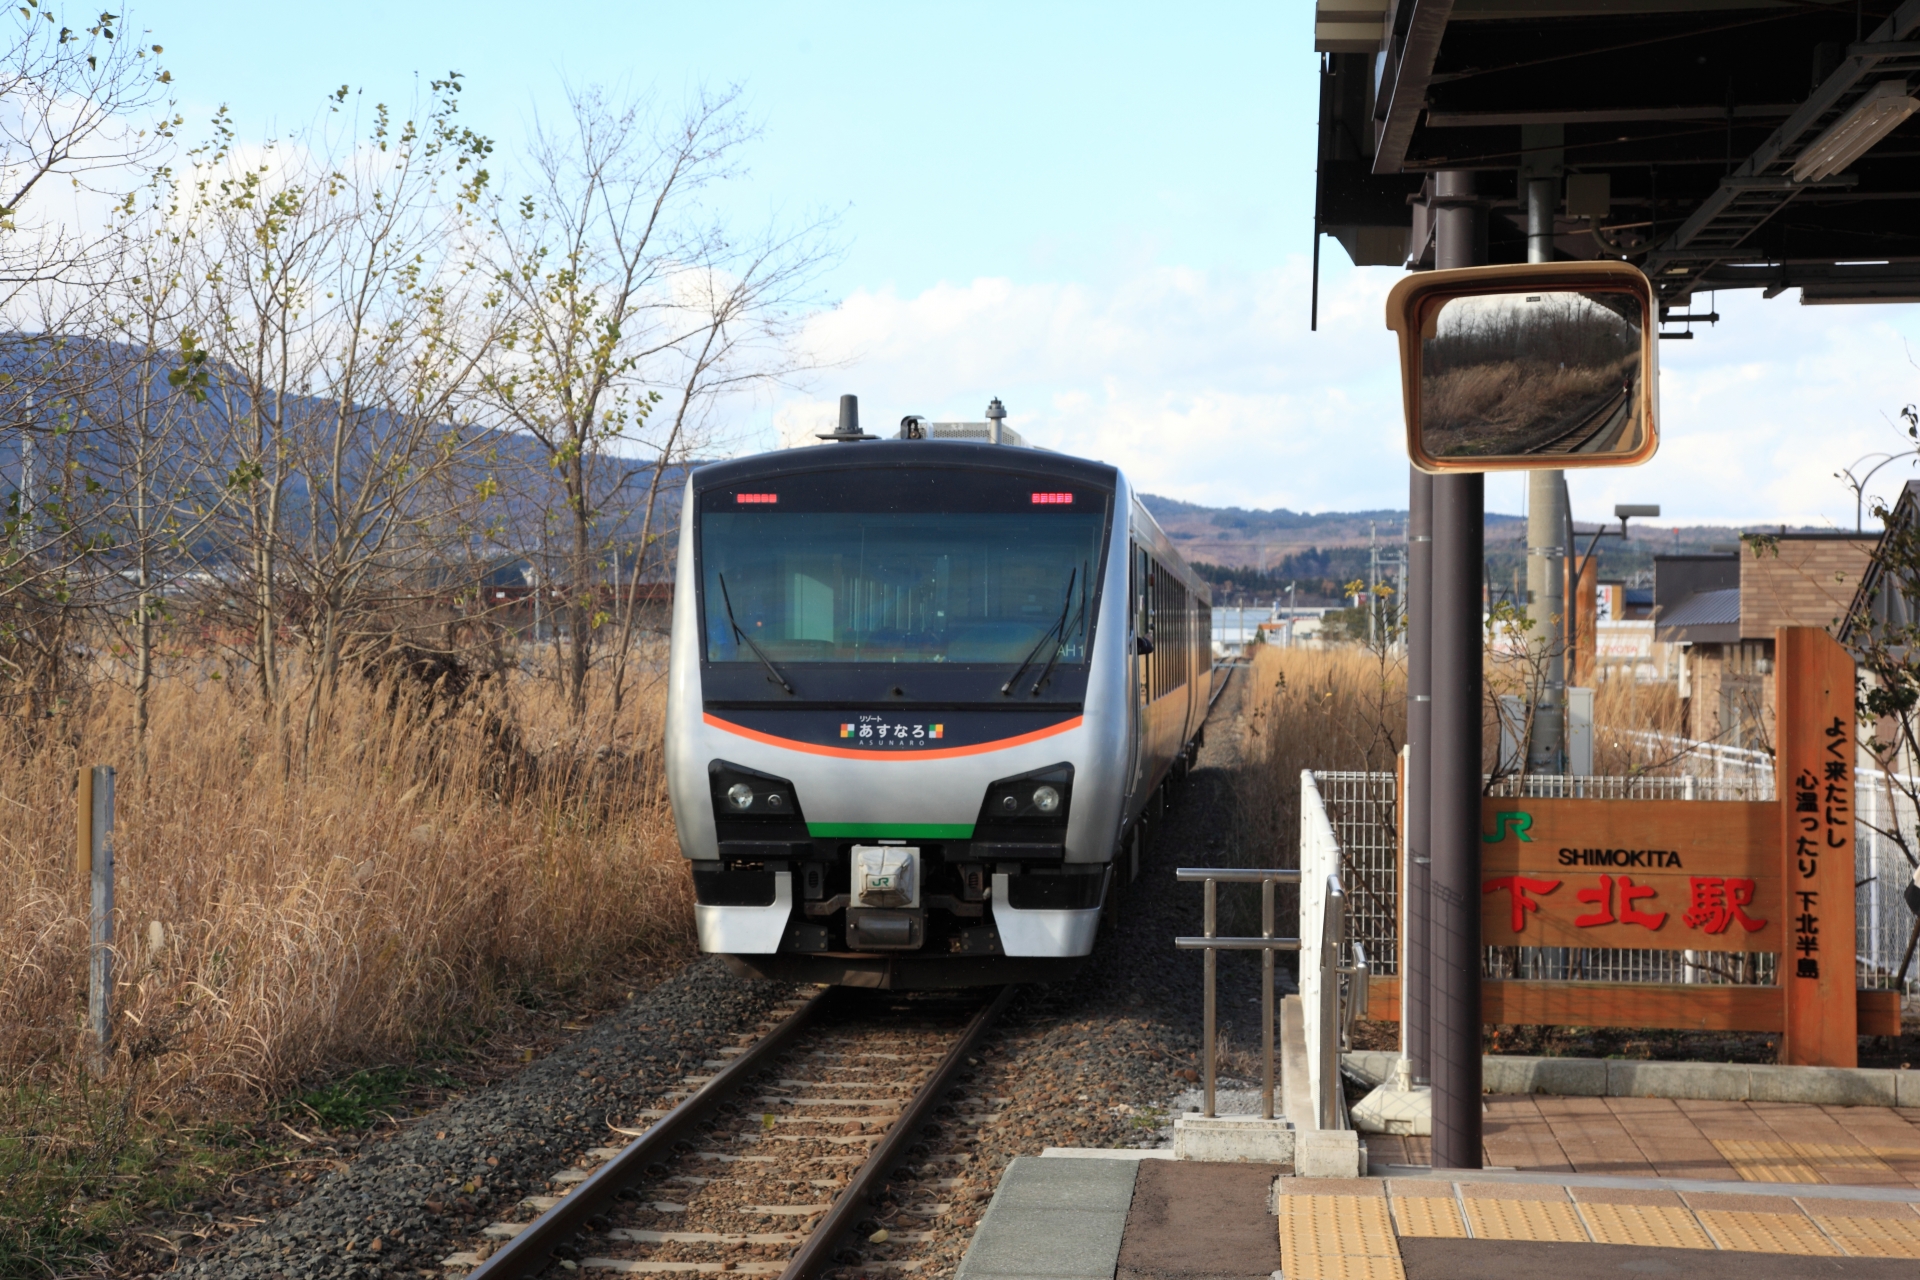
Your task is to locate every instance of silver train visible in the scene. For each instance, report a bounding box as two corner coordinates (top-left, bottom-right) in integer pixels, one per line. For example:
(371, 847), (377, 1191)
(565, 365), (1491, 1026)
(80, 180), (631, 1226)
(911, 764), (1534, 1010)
(664, 404), (1211, 987)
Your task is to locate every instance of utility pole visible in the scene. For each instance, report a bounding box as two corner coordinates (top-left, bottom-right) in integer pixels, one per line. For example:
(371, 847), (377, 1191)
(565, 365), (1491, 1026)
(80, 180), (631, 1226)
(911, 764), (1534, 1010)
(1429, 169), (1485, 1170)
(19, 392), (34, 552)
(1524, 126), (1567, 773)
(1405, 471), (1432, 1090)
(1369, 521), (1379, 647)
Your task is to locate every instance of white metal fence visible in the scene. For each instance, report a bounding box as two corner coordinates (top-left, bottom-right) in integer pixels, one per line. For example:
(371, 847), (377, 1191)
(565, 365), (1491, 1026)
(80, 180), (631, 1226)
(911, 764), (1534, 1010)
(1312, 748), (1920, 997)
(1300, 772), (1372, 1131)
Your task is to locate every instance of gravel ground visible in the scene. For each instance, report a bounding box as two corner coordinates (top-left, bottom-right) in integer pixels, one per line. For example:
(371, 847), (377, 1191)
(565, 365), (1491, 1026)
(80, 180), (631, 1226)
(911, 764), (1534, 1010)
(173, 964), (803, 1280)
(892, 668), (1284, 1276)
(174, 668), (1265, 1279)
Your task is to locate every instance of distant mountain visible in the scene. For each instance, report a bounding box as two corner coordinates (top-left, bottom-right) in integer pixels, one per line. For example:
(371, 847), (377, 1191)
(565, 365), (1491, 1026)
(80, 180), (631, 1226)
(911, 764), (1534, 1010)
(1138, 492), (1851, 606)
(1138, 493), (1522, 573)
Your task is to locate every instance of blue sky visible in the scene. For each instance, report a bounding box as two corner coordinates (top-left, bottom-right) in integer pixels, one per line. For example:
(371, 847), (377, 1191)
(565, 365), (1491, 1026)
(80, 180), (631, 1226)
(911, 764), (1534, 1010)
(119, 1), (1920, 527)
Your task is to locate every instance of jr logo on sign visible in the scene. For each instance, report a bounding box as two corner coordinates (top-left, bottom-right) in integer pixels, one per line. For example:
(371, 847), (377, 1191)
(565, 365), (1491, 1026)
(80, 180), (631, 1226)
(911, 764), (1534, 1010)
(1482, 811), (1534, 844)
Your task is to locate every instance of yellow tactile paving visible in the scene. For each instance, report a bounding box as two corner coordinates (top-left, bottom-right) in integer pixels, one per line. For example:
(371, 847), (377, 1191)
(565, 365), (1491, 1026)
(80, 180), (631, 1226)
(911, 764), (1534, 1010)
(1810, 1214), (1920, 1258)
(1389, 1195), (1467, 1238)
(1785, 1142), (1901, 1182)
(1462, 1195), (1589, 1242)
(1282, 1257), (1406, 1280)
(1709, 1140), (1824, 1184)
(1278, 1193), (1404, 1280)
(1694, 1209), (1842, 1254)
(1574, 1201), (1715, 1250)
(1279, 1196), (1396, 1255)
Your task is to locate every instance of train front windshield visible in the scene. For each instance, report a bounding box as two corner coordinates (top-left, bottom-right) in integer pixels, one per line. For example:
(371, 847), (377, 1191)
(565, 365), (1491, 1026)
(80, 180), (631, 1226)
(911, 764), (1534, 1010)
(699, 469), (1110, 667)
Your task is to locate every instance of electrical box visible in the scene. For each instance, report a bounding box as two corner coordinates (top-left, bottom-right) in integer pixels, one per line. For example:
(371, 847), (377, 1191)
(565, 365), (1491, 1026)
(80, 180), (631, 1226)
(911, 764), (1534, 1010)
(1566, 173), (1611, 219)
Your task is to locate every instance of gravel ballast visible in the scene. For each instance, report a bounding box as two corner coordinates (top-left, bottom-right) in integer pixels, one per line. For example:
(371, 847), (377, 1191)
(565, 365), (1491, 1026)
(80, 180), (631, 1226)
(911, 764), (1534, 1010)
(175, 963), (802, 1279)
(178, 670), (1264, 1279)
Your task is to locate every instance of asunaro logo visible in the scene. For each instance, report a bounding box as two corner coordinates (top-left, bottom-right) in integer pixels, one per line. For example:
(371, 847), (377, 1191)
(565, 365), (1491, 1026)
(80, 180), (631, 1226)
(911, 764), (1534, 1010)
(1482, 810), (1534, 843)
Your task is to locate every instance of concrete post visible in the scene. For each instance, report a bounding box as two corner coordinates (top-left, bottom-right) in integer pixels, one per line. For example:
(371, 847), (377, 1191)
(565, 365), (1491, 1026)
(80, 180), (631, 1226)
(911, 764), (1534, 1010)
(1525, 171), (1567, 773)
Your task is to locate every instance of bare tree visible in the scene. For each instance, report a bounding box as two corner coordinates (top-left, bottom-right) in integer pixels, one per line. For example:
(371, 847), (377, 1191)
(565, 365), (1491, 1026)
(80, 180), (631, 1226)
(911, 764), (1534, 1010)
(0, 3), (176, 297)
(168, 80), (504, 758)
(480, 85), (834, 722)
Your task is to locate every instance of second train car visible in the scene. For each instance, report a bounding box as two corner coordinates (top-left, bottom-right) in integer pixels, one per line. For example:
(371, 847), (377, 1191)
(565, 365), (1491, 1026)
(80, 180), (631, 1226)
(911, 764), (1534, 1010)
(663, 399), (1211, 987)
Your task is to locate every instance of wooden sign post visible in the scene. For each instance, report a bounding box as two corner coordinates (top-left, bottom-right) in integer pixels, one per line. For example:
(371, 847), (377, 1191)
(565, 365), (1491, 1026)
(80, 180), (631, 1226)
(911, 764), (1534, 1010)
(77, 765), (115, 1079)
(1776, 626), (1858, 1068)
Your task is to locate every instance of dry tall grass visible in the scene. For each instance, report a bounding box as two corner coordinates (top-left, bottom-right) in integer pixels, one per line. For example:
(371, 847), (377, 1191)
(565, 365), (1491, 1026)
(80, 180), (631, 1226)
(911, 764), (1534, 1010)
(0, 646), (692, 1111)
(1234, 644), (1407, 867)
(1422, 356), (1634, 456)
(1235, 642), (1692, 866)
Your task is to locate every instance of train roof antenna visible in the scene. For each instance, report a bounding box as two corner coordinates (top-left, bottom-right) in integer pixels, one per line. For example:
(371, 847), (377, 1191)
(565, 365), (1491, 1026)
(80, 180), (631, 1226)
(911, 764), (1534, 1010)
(817, 393), (877, 442)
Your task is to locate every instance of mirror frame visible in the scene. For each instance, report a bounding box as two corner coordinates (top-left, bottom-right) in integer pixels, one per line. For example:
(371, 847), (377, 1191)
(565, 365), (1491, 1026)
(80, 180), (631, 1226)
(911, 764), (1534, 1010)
(1385, 260), (1660, 474)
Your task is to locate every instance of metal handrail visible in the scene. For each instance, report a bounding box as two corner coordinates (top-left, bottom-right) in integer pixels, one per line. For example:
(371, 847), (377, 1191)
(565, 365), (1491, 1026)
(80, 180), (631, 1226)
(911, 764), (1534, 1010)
(1174, 867), (1302, 1122)
(1177, 867), (1303, 884)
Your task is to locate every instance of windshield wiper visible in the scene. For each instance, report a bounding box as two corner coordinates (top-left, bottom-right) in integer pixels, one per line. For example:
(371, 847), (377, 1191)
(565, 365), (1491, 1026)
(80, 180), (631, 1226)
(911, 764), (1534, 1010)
(717, 574), (795, 695)
(1000, 568), (1077, 697)
(1028, 571), (1088, 697)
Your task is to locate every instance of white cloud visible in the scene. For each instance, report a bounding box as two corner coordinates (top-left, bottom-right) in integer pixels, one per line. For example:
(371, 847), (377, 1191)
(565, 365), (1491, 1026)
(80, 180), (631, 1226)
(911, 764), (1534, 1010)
(752, 260), (1920, 526)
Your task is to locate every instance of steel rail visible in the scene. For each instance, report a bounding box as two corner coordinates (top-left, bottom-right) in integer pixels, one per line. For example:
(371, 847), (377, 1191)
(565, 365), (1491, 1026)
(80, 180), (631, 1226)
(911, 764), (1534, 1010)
(776, 984), (1018, 1280)
(466, 988), (833, 1279)
(1207, 660), (1237, 712)
(1526, 386), (1630, 457)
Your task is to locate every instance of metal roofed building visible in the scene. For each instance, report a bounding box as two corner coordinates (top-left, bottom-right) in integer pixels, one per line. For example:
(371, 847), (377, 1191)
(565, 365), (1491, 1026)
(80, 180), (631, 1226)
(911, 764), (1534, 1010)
(1651, 533), (1877, 745)
(1315, 1), (1920, 308)
(1652, 584), (1741, 642)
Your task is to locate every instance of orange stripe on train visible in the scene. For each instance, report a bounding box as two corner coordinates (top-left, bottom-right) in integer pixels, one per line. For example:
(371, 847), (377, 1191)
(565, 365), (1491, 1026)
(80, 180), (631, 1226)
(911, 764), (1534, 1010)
(702, 713), (1083, 760)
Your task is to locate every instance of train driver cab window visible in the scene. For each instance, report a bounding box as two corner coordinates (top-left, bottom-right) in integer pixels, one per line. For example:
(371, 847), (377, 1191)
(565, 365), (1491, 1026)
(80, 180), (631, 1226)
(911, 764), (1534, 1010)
(699, 469), (1110, 669)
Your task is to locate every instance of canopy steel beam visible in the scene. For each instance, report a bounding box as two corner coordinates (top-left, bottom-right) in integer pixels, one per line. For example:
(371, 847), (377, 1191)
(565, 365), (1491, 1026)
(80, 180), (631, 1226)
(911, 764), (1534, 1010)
(1643, 0), (1920, 302)
(1373, 0), (1456, 176)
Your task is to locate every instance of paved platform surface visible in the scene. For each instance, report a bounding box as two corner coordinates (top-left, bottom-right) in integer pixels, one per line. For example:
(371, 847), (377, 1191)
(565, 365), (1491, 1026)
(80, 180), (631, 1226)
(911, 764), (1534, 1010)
(1364, 1096), (1920, 1187)
(955, 1156), (1920, 1280)
(1277, 1176), (1920, 1278)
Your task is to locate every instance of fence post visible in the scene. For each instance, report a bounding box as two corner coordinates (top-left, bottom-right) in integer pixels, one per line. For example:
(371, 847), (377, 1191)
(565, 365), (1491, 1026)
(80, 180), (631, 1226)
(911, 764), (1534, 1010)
(78, 765), (115, 1078)
(1319, 875), (1344, 1131)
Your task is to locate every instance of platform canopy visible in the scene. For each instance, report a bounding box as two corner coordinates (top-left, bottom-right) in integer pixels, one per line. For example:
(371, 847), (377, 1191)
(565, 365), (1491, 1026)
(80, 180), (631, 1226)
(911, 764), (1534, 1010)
(1316, 1), (1920, 308)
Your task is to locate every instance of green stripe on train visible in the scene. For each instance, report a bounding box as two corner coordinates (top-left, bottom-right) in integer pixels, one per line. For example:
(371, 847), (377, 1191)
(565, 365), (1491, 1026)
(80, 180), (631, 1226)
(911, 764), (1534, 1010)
(805, 822), (976, 839)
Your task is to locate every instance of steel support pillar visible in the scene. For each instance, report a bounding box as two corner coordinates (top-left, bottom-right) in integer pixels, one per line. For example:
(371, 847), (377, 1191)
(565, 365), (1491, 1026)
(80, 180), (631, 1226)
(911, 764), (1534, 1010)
(1429, 169), (1484, 1170)
(1405, 468), (1432, 1085)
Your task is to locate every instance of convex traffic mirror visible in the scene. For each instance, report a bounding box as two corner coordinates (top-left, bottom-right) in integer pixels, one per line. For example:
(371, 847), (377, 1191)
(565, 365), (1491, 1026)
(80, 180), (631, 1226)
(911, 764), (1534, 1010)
(1385, 261), (1660, 473)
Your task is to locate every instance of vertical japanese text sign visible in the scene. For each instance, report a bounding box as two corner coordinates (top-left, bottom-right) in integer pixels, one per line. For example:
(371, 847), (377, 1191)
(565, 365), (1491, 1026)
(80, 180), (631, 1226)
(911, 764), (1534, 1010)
(1776, 626), (1857, 1068)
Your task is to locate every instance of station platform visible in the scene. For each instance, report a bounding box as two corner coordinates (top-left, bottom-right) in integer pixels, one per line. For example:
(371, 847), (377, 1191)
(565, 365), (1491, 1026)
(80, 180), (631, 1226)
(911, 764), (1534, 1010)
(954, 1153), (1920, 1280)
(1373, 1094), (1920, 1186)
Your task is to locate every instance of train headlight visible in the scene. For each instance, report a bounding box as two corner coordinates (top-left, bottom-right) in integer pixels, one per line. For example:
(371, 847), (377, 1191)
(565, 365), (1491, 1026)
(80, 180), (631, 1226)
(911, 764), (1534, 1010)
(709, 760), (807, 835)
(975, 763), (1074, 830)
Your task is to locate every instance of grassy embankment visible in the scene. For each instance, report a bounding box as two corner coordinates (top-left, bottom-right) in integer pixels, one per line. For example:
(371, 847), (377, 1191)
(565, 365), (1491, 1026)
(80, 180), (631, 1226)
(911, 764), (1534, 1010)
(1, 650), (692, 1273)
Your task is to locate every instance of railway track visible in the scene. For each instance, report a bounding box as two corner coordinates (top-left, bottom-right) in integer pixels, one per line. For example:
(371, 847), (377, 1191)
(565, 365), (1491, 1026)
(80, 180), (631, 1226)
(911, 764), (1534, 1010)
(1525, 383), (1632, 457)
(446, 986), (1016, 1280)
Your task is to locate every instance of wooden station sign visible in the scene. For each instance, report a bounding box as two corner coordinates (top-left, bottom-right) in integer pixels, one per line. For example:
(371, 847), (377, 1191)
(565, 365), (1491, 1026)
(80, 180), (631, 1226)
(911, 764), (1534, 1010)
(1382, 628), (1888, 1067)
(1480, 797), (1781, 952)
